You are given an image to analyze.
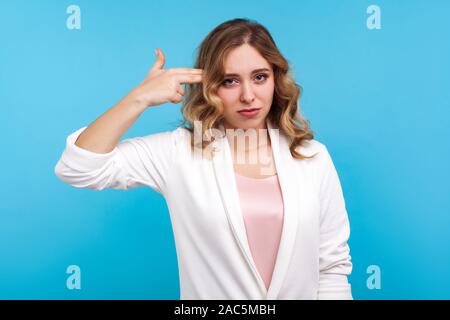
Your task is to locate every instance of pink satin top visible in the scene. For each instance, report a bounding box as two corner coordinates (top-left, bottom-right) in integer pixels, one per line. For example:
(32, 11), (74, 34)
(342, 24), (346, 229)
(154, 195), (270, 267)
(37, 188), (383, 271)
(234, 172), (285, 290)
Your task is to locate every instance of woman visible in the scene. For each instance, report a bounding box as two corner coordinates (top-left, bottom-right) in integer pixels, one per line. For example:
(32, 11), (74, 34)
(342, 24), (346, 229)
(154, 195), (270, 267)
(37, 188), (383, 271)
(54, 18), (353, 300)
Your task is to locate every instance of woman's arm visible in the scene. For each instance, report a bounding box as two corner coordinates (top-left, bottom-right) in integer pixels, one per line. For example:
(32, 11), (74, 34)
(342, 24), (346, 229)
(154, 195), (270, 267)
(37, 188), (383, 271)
(55, 125), (175, 193)
(74, 92), (148, 154)
(74, 48), (203, 154)
(317, 144), (353, 300)
(54, 48), (203, 192)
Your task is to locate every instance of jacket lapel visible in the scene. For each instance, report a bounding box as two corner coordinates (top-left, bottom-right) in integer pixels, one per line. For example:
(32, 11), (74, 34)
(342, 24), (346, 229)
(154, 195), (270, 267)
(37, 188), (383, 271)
(265, 120), (301, 300)
(211, 119), (301, 299)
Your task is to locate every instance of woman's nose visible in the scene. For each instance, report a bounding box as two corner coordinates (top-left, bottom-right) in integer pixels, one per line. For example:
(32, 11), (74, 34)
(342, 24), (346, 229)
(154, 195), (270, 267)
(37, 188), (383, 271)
(240, 82), (255, 103)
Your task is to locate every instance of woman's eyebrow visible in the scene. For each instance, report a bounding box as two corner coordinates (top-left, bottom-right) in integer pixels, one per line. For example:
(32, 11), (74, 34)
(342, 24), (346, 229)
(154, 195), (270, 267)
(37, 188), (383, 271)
(223, 68), (271, 77)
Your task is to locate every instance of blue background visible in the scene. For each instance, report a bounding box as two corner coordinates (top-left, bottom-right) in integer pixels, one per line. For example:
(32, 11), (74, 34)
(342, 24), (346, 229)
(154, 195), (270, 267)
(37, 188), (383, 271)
(1, 0), (449, 299)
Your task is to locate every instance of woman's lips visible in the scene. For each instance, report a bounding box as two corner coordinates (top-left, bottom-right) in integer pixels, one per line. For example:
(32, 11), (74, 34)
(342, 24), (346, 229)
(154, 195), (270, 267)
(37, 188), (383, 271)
(237, 108), (261, 117)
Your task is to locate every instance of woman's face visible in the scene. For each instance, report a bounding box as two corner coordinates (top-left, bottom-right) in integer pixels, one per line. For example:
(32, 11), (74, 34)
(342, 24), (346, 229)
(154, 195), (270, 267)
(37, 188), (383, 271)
(217, 44), (275, 131)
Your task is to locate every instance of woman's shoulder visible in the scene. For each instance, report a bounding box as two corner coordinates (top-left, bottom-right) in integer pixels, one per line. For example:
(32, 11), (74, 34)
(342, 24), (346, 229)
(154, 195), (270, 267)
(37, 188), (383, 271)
(295, 138), (329, 158)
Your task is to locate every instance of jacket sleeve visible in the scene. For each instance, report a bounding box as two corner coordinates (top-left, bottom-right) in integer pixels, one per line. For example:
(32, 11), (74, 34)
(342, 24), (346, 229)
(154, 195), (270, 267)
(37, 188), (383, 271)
(54, 126), (175, 194)
(317, 145), (353, 300)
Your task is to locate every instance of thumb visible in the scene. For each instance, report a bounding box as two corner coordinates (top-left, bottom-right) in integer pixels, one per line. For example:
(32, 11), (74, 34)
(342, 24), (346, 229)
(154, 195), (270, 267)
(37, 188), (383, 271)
(150, 48), (165, 72)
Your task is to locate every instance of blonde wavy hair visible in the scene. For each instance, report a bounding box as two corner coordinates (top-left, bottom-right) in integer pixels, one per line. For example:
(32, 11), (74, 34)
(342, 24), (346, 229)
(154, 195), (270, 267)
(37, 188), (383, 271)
(177, 18), (316, 160)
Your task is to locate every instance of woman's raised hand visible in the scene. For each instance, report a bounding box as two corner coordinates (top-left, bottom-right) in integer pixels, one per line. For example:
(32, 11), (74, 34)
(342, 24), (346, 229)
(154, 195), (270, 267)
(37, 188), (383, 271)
(130, 48), (203, 108)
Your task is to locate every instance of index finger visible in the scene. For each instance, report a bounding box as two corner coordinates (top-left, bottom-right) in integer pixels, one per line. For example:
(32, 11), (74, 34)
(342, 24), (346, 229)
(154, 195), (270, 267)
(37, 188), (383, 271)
(176, 74), (203, 84)
(170, 68), (203, 74)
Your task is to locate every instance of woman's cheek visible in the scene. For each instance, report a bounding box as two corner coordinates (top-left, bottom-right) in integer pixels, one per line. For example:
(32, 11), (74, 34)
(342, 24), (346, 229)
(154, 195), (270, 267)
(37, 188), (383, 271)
(220, 93), (237, 111)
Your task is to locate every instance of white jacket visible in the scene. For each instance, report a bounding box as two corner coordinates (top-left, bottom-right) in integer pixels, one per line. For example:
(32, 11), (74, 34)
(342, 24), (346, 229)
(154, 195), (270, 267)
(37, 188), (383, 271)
(54, 118), (353, 300)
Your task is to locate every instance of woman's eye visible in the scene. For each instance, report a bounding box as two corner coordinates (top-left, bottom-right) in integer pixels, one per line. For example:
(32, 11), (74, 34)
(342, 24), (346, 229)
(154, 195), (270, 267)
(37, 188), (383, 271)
(223, 78), (236, 86)
(222, 74), (269, 86)
(255, 73), (268, 82)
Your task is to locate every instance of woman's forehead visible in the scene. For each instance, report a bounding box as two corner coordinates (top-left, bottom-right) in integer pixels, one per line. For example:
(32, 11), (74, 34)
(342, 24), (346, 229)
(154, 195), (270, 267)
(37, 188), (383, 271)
(224, 45), (270, 66)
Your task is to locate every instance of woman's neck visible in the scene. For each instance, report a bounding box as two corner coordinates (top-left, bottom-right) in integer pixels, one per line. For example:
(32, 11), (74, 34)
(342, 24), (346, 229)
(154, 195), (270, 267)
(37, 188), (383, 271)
(222, 121), (271, 154)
